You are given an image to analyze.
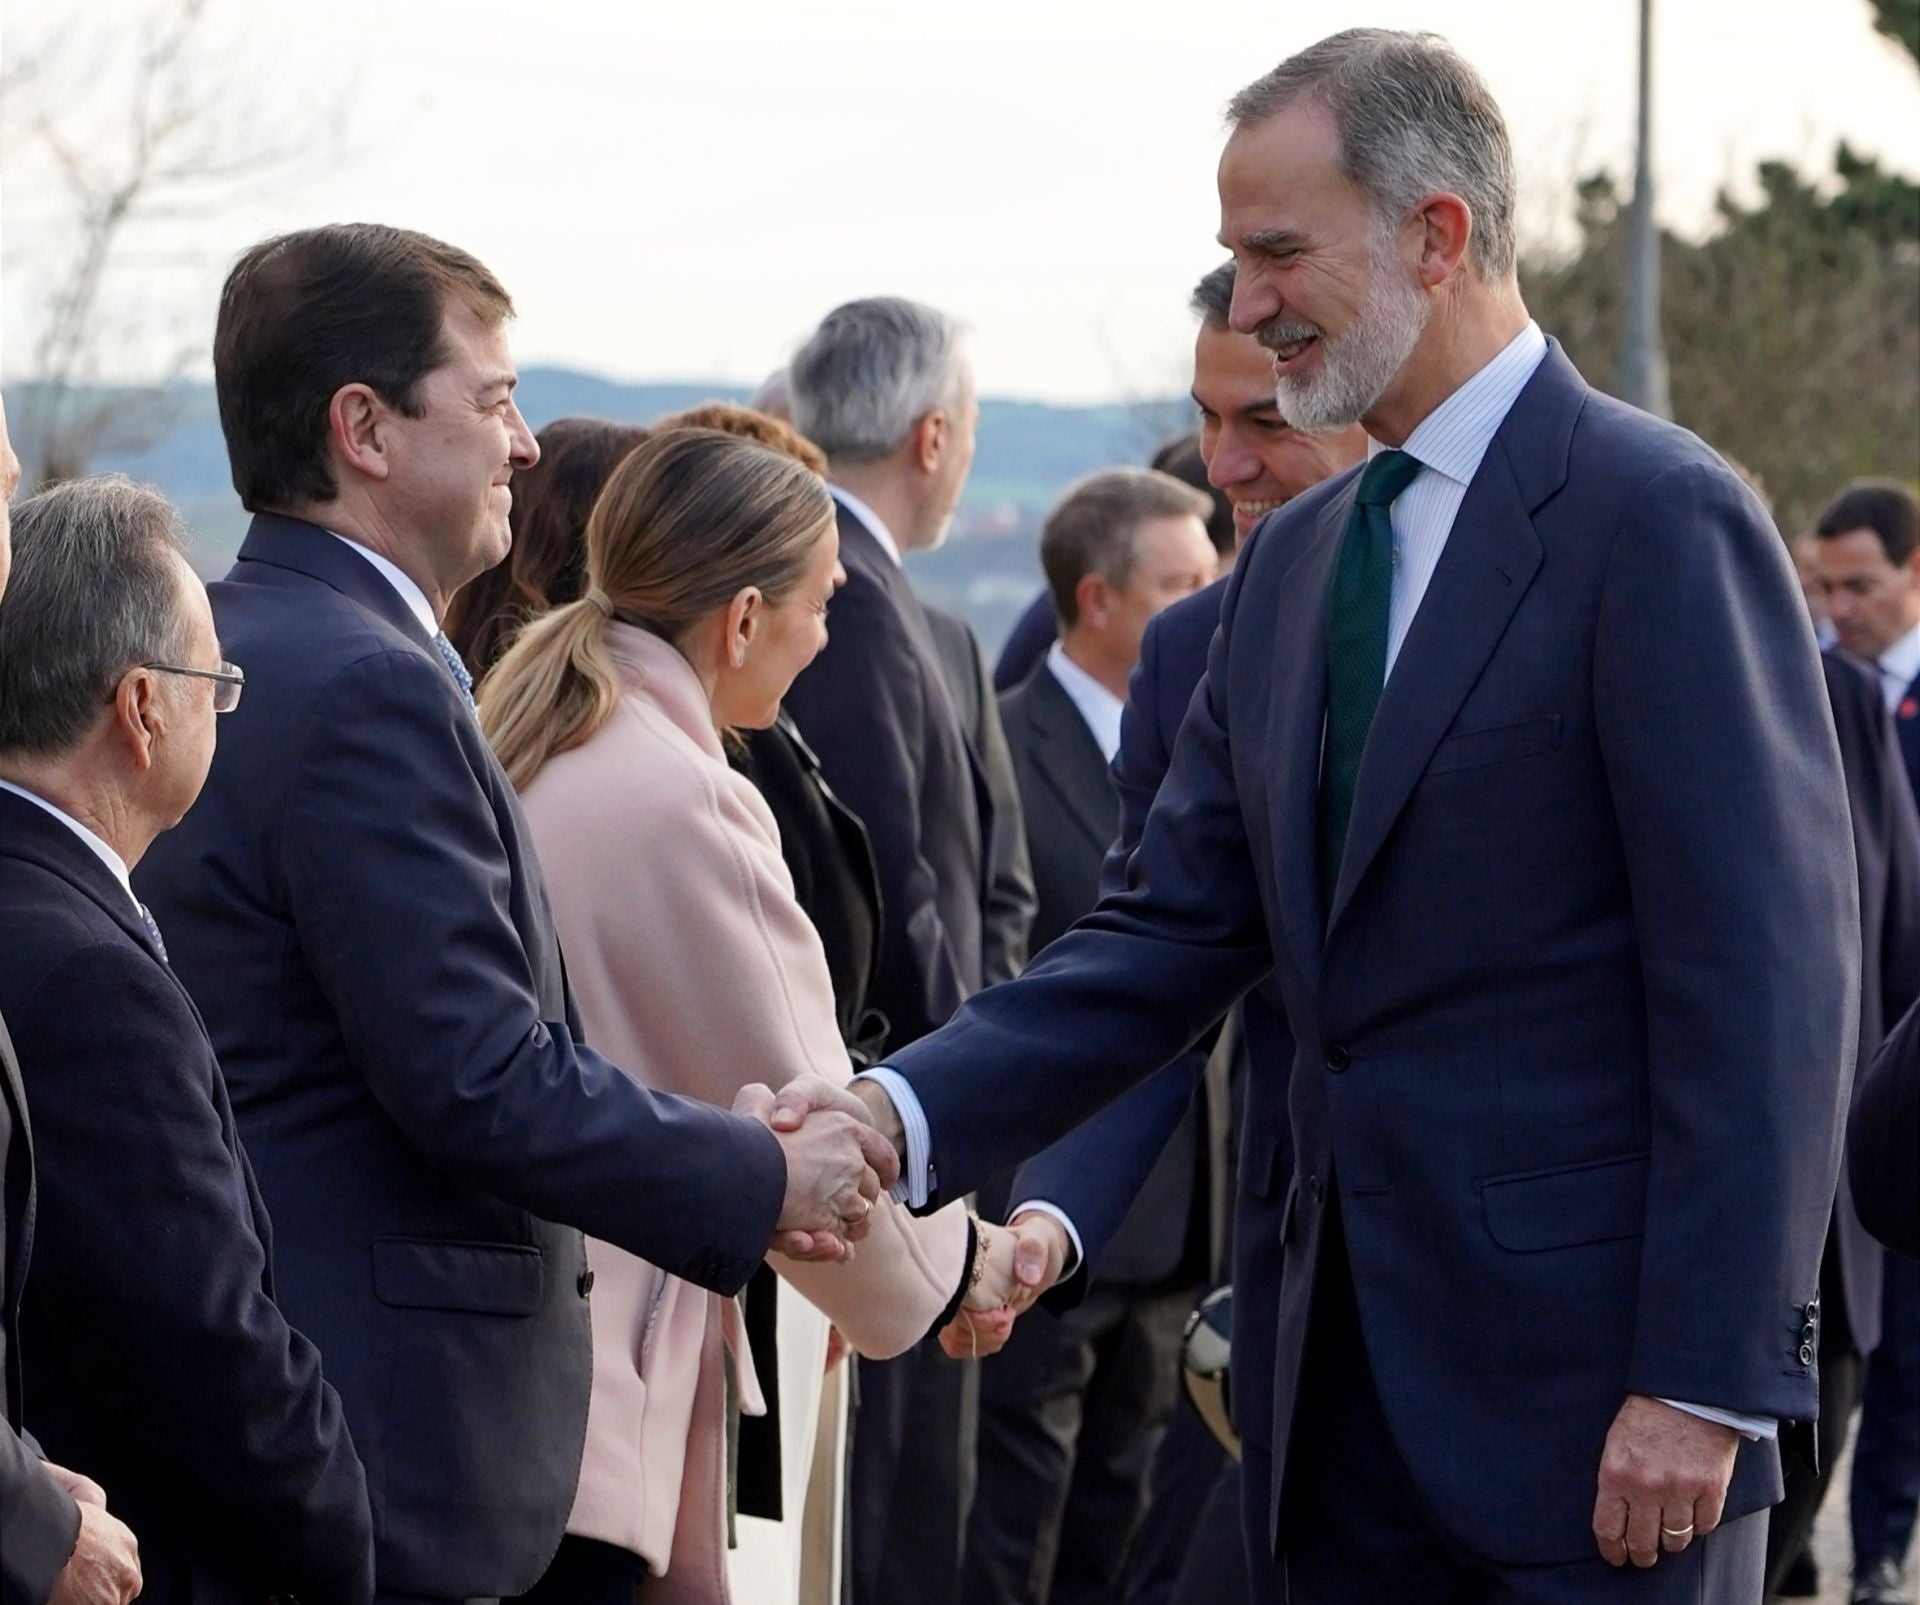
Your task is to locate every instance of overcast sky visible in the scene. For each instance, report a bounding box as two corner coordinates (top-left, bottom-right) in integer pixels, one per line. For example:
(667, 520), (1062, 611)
(4, 0), (1917, 402)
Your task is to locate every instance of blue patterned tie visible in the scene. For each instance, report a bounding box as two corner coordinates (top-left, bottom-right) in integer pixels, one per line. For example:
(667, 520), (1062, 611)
(138, 903), (169, 964)
(434, 631), (477, 711)
(1320, 448), (1424, 906)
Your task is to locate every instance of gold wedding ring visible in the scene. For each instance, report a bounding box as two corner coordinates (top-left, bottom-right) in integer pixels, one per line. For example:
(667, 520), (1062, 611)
(1661, 1524), (1694, 1539)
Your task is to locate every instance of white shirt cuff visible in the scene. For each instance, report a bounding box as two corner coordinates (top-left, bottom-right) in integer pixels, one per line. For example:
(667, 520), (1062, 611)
(852, 1067), (933, 1208)
(1006, 1201), (1084, 1278)
(1657, 1399), (1776, 1441)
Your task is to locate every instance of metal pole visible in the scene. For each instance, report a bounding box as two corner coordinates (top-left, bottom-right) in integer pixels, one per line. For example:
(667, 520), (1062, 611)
(1619, 0), (1672, 418)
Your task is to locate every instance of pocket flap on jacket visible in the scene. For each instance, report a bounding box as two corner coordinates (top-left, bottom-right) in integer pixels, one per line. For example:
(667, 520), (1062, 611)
(1428, 714), (1562, 775)
(1480, 1153), (1649, 1252)
(372, 1237), (546, 1316)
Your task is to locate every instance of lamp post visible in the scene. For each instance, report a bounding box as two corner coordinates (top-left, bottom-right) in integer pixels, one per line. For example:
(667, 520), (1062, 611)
(1619, 0), (1672, 418)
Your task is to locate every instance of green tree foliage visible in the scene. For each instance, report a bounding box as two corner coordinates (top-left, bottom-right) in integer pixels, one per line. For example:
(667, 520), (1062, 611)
(1522, 145), (1920, 531)
(1871, 0), (1920, 66)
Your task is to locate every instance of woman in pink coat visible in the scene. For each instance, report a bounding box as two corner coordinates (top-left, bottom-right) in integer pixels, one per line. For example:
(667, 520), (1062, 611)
(480, 428), (1018, 1605)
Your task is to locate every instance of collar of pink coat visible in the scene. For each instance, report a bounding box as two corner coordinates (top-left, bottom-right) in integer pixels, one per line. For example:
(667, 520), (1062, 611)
(599, 620), (726, 762)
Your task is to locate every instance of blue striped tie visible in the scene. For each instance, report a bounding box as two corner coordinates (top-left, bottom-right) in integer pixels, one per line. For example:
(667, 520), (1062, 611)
(138, 903), (169, 964)
(434, 631), (477, 711)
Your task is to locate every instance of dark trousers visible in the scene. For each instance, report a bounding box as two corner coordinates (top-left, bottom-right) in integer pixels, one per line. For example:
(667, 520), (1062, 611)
(849, 1334), (979, 1605)
(505, 1536), (647, 1605)
(962, 1283), (1191, 1604)
(1124, 1394), (1232, 1605)
(1277, 1206), (1766, 1604)
(1852, 1250), (1920, 1575)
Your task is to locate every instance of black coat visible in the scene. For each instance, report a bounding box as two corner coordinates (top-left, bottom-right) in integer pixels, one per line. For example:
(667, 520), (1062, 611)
(133, 515), (789, 1598)
(0, 1005), (78, 1605)
(0, 790), (371, 1605)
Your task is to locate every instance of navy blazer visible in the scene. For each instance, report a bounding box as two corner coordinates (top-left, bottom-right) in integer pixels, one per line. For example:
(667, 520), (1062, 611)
(1, 1008), (77, 1605)
(888, 344), (1857, 1565)
(1822, 651), (1920, 1347)
(782, 503), (988, 1050)
(1854, 993), (1920, 1260)
(0, 791), (371, 1605)
(134, 516), (788, 1598)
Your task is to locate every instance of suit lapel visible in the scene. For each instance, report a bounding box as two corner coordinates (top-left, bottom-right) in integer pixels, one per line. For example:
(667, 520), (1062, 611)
(1895, 675), (1920, 799)
(231, 512), (439, 653)
(1265, 486), (1350, 993)
(1327, 350), (1584, 930)
(1020, 664), (1119, 854)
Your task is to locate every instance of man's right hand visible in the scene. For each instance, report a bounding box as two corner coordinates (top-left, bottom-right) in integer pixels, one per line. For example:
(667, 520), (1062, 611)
(48, 1501), (142, 1605)
(735, 1076), (897, 1263)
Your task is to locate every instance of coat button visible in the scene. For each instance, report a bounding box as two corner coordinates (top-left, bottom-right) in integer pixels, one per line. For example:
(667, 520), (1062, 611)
(1802, 1321), (1817, 1342)
(1798, 1342), (1814, 1366)
(1307, 1175), (1325, 1204)
(578, 1269), (595, 1298)
(1325, 1046), (1350, 1073)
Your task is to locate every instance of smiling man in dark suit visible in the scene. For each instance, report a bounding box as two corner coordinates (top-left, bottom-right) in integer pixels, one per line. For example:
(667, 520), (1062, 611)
(0, 476), (370, 1604)
(964, 468), (1215, 1605)
(132, 225), (894, 1605)
(846, 30), (1856, 1603)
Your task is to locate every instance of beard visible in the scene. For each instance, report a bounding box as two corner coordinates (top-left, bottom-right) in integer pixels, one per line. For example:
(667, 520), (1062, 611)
(1261, 234), (1430, 431)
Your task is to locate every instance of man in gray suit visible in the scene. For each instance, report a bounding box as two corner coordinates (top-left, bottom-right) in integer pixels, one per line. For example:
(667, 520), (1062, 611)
(966, 469), (1216, 1605)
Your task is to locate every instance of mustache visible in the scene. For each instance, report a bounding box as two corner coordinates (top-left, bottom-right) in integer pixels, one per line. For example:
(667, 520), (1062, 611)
(1255, 317), (1321, 352)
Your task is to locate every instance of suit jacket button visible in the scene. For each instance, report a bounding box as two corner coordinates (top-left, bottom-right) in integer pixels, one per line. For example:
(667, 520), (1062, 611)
(1802, 1320), (1817, 1342)
(578, 1269), (595, 1298)
(1798, 1342), (1814, 1366)
(1325, 1046), (1350, 1073)
(1307, 1175), (1325, 1204)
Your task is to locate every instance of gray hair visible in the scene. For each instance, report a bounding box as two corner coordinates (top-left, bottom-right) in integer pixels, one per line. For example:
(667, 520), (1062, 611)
(1191, 261), (1235, 329)
(1227, 29), (1516, 280)
(0, 475), (193, 756)
(788, 297), (968, 463)
(1041, 468), (1214, 628)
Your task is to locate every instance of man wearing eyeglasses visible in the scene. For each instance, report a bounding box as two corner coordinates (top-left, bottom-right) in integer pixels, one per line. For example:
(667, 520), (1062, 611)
(0, 474), (374, 1605)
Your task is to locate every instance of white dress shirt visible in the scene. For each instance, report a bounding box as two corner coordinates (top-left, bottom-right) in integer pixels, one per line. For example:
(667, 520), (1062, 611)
(328, 533), (439, 636)
(1042, 642), (1124, 763)
(829, 486), (904, 567)
(1875, 621), (1920, 714)
(0, 778), (140, 914)
(859, 328), (1773, 1435)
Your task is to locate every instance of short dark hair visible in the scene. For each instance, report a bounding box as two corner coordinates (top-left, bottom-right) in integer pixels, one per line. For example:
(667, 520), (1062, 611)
(1149, 432), (1235, 555)
(0, 476), (191, 755)
(444, 417), (651, 676)
(214, 223), (514, 512)
(1815, 480), (1920, 566)
(1190, 261), (1235, 329)
(1041, 468), (1214, 628)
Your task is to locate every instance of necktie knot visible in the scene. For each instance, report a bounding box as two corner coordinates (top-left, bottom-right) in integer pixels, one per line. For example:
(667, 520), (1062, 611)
(1355, 448), (1422, 509)
(434, 631), (477, 710)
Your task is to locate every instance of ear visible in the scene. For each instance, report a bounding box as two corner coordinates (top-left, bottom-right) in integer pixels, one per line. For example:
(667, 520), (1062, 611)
(327, 383), (395, 486)
(1075, 570), (1112, 631)
(1409, 192), (1475, 289)
(110, 668), (163, 773)
(725, 587), (764, 667)
(910, 408), (949, 477)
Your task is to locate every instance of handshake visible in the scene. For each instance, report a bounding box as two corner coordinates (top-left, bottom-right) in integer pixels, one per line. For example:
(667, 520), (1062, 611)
(730, 1075), (1070, 1358)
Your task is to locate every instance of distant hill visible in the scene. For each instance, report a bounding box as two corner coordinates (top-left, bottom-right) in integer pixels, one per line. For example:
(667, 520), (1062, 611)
(4, 370), (1190, 654)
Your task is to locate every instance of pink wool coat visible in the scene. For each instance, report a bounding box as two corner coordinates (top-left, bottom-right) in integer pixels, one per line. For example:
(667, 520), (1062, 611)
(514, 622), (969, 1601)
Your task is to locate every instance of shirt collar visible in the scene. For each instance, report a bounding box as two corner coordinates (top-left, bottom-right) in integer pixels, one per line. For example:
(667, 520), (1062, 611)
(1371, 320), (1549, 486)
(1878, 621), (1920, 700)
(328, 533), (440, 636)
(829, 485), (903, 567)
(0, 778), (140, 913)
(1046, 641), (1124, 764)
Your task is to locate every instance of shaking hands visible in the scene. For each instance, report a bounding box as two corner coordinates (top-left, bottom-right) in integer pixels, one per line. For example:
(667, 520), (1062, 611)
(938, 1209), (1074, 1359)
(734, 1074), (901, 1264)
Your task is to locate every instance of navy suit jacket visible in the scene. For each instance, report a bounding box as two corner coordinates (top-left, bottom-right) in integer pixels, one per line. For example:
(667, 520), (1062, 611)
(889, 344), (1856, 1565)
(1821, 652), (1920, 1348)
(1854, 991), (1920, 1260)
(134, 516), (788, 1598)
(0, 791), (371, 1604)
(782, 503), (988, 1050)
(0, 1008), (76, 1605)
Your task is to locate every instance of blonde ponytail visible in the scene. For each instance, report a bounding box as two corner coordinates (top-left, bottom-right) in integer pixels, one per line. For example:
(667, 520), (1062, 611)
(478, 597), (623, 791)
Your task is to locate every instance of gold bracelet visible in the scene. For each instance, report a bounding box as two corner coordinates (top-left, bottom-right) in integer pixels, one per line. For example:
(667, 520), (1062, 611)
(966, 1210), (988, 1295)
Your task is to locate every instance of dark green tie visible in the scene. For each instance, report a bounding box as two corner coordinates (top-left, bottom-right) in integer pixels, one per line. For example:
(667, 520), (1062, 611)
(1320, 448), (1423, 904)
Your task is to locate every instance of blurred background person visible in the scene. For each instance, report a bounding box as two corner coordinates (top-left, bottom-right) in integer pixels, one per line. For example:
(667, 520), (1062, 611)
(0, 476), (371, 1603)
(478, 427), (1019, 1603)
(1816, 479), (1920, 1605)
(784, 296), (992, 1605)
(0, 399), (145, 1605)
(444, 416), (650, 674)
(964, 468), (1216, 1605)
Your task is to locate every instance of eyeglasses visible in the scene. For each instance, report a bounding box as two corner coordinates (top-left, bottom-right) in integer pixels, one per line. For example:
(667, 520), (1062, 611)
(144, 660), (246, 714)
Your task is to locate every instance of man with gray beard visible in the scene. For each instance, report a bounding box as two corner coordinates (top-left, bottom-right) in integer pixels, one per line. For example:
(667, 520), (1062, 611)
(844, 28), (1853, 1603)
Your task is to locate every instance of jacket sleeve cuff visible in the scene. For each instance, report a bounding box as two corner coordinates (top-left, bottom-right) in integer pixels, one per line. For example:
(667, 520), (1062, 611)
(1656, 1398), (1776, 1441)
(1005, 1200), (1084, 1279)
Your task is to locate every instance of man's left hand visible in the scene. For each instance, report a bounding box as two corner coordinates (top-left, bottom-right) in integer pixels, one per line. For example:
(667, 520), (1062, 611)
(1591, 1394), (1739, 1567)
